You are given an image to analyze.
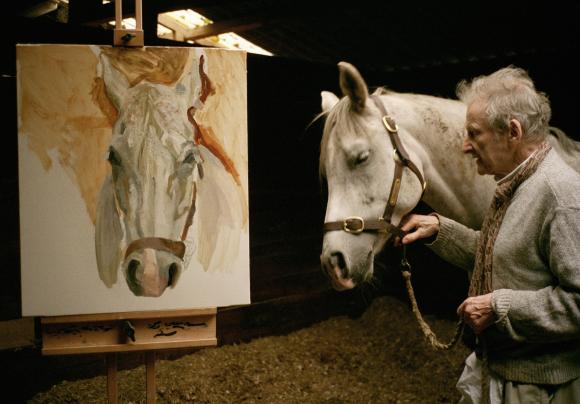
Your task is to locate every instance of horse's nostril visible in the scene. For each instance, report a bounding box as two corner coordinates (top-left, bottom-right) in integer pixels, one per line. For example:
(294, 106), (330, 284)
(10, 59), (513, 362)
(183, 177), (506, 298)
(330, 252), (348, 278)
(168, 263), (178, 286)
(127, 259), (140, 283)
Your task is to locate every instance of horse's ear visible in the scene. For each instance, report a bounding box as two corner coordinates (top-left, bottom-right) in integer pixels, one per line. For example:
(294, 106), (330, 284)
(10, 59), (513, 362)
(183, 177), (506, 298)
(321, 91), (339, 112)
(98, 53), (130, 109)
(95, 175), (123, 288)
(338, 61), (368, 112)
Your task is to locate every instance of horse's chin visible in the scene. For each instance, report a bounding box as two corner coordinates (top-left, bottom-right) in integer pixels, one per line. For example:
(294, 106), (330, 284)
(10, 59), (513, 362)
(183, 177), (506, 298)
(329, 266), (357, 291)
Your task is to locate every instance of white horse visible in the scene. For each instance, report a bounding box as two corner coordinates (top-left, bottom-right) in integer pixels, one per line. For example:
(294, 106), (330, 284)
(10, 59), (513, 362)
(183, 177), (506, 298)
(319, 62), (580, 291)
(94, 48), (245, 297)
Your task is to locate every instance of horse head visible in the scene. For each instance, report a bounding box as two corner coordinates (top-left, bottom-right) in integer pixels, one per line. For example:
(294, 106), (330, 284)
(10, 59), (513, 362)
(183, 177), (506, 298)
(319, 62), (425, 290)
(95, 50), (205, 297)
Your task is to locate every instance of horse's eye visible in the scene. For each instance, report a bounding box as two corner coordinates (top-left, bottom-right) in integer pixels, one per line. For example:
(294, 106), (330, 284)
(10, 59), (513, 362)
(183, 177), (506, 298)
(354, 150), (370, 165)
(107, 147), (122, 166)
(182, 148), (203, 166)
(182, 152), (195, 165)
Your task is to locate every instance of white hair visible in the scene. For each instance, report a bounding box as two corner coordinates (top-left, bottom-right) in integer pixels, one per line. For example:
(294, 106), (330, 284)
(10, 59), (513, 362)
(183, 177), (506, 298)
(456, 66), (551, 143)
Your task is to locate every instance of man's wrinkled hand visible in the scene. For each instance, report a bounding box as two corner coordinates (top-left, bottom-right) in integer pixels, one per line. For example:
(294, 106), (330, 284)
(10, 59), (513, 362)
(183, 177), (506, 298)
(457, 294), (495, 334)
(395, 214), (440, 246)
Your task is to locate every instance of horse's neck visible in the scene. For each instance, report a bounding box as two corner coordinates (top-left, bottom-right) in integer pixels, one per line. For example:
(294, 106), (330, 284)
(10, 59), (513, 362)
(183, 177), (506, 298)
(386, 93), (496, 229)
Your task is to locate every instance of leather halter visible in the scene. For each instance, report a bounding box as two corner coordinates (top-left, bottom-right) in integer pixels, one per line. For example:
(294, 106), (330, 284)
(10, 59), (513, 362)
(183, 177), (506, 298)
(323, 95), (427, 238)
(123, 150), (203, 260)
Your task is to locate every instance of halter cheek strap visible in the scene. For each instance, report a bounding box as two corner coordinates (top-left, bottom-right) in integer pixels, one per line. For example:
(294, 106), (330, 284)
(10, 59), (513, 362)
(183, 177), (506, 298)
(323, 94), (427, 237)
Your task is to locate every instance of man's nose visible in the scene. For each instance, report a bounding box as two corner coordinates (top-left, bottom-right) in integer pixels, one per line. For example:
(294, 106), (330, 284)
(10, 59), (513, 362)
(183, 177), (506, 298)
(462, 137), (473, 154)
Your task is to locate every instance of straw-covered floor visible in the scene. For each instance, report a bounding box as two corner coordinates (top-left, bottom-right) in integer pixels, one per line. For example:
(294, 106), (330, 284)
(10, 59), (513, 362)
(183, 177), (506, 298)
(30, 294), (469, 403)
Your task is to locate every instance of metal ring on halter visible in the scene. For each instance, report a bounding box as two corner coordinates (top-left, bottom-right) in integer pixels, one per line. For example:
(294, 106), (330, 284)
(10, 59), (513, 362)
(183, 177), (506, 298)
(342, 216), (365, 234)
(392, 148), (400, 162)
(382, 116), (398, 133)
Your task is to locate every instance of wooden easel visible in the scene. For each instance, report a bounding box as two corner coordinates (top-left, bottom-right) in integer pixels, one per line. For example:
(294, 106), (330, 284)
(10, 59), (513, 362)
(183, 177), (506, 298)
(40, 2), (217, 403)
(41, 308), (217, 403)
(113, 0), (144, 47)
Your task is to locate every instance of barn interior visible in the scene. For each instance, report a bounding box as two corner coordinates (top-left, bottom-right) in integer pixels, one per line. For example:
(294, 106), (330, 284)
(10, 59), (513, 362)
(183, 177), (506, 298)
(1, 1), (578, 401)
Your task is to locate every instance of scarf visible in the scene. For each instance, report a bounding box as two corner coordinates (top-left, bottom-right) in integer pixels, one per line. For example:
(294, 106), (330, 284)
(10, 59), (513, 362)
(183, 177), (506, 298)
(469, 141), (552, 297)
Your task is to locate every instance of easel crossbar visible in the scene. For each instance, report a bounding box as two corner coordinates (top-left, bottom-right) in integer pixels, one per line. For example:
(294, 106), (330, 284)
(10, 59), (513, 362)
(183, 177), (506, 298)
(41, 309), (217, 355)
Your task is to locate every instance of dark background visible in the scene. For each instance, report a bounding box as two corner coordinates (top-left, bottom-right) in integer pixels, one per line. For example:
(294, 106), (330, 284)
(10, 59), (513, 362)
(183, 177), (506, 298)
(1, 1), (578, 401)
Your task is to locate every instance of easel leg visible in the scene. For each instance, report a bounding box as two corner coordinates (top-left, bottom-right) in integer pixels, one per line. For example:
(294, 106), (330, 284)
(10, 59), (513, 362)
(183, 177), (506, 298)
(146, 351), (156, 404)
(106, 353), (118, 404)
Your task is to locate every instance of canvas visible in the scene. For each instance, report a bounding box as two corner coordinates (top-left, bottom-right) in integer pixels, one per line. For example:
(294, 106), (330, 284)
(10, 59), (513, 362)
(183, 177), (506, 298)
(17, 44), (250, 316)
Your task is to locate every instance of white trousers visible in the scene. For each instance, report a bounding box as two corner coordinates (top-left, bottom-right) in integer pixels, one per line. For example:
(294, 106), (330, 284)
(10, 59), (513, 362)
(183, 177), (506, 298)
(456, 352), (503, 404)
(456, 352), (580, 404)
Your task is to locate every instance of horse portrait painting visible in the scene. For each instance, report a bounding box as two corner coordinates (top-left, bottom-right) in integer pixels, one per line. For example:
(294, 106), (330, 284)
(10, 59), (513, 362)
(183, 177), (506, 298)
(17, 44), (250, 315)
(319, 62), (580, 291)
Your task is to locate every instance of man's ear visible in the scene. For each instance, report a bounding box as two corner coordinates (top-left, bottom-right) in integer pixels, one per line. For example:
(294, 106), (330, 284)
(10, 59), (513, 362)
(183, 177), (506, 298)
(509, 119), (524, 142)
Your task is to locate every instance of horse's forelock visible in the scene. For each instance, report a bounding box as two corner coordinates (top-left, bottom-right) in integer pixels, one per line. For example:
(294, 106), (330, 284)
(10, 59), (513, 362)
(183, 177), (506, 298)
(319, 98), (361, 179)
(101, 47), (189, 87)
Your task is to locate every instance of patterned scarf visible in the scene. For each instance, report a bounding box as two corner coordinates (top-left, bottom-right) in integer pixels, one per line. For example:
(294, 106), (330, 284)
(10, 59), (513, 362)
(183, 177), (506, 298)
(469, 141), (552, 297)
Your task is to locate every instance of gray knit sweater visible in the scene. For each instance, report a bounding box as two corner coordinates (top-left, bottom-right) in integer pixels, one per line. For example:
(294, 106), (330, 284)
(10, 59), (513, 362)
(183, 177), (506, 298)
(429, 150), (580, 385)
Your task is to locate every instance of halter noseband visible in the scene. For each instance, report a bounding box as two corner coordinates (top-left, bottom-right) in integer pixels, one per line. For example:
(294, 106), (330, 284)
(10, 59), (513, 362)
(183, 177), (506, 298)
(323, 95), (427, 238)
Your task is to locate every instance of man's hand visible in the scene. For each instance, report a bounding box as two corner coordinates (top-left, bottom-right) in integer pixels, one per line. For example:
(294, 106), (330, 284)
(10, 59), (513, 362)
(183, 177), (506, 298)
(457, 294), (495, 334)
(397, 214), (440, 245)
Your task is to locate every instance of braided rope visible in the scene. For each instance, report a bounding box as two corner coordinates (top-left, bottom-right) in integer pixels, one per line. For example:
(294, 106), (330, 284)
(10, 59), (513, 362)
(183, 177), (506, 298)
(402, 270), (464, 350)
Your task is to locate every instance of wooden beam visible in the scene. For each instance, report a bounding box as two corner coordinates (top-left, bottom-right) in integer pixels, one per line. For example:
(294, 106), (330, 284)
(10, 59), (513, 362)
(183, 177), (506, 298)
(16, 0), (59, 18)
(71, 0), (239, 25)
(184, 18), (263, 41)
(157, 14), (189, 41)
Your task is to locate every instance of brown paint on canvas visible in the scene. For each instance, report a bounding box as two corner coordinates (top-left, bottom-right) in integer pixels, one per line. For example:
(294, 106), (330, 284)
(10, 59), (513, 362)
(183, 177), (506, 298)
(91, 77), (118, 127)
(18, 45), (113, 223)
(193, 51), (248, 186)
(186, 54), (241, 186)
(18, 46), (247, 227)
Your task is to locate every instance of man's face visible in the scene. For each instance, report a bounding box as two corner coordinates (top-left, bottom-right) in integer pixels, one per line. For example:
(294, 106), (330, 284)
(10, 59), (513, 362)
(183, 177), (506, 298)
(462, 101), (512, 177)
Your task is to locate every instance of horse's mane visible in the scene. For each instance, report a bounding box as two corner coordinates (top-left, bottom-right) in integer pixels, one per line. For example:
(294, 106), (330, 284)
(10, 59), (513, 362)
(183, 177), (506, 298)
(548, 127), (580, 172)
(550, 127), (580, 152)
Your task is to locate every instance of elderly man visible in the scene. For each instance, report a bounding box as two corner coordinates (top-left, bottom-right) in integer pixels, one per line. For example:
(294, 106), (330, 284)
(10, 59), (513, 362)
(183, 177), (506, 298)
(401, 67), (580, 403)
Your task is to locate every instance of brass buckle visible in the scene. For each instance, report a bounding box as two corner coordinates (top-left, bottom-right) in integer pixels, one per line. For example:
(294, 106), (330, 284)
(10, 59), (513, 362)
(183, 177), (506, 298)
(343, 216), (365, 234)
(382, 116), (398, 133)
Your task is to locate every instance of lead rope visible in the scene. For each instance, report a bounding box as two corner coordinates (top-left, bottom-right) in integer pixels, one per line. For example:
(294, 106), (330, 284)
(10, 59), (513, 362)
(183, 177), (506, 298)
(400, 244), (464, 350)
(480, 337), (490, 404)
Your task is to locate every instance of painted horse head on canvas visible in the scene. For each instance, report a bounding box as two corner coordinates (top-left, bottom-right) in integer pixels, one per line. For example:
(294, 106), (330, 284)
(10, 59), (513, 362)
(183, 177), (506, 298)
(93, 47), (246, 297)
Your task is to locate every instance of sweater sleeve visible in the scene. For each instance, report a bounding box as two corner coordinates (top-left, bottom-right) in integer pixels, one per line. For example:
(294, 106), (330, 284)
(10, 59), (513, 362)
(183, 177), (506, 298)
(492, 207), (580, 342)
(427, 214), (480, 273)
